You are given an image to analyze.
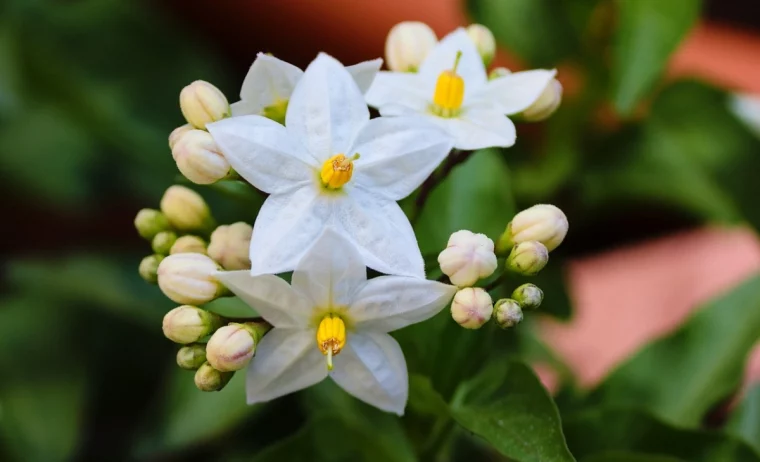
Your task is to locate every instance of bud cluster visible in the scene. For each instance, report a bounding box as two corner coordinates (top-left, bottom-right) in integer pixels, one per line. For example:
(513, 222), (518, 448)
(498, 204), (568, 276)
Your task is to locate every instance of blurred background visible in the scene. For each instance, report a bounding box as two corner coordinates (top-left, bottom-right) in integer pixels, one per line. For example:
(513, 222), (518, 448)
(3, 0), (760, 461)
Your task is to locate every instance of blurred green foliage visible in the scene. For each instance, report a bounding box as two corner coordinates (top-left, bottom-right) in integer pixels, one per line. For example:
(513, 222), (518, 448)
(2, 0), (760, 461)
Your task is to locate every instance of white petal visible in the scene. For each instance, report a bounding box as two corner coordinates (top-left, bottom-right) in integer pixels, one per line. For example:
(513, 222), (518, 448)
(433, 109), (516, 150)
(215, 272), (312, 328)
(292, 227), (367, 308)
(418, 28), (487, 98)
(351, 117), (453, 200)
(286, 53), (369, 162)
(207, 115), (316, 194)
(346, 58), (383, 94)
(249, 185), (330, 276)
(365, 71), (429, 110)
(236, 53), (303, 116)
(472, 69), (557, 115)
(246, 328), (327, 404)
(335, 187), (424, 278)
(331, 331), (408, 415)
(350, 276), (456, 332)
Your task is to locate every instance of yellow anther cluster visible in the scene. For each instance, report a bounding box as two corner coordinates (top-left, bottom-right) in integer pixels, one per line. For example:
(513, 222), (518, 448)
(320, 153), (359, 190)
(432, 51), (465, 117)
(316, 314), (347, 370)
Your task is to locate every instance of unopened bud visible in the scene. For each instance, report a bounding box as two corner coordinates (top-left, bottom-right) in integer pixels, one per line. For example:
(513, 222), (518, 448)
(170, 235), (207, 255)
(506, 241), (549, 276)
(157, 253), (227, 305)
(162, 305), (224, 344)
(152, 231), (178, 255)
(194, 362), (233, 392)
(160, 185), (215, 233)
(512, 283), (543, 310)
(438, 230), (497, 287)
(385, 21), (437, 72)
(489, 67), (511, 80)
(176, 343), (207, 370)
(168, 124), (193, 150)
(493, 299), (523, 329)
(451, 287), (493, 329)
(172, 129), (231, 185)
(206, 322), (271, 372)
(138, 254), (164, 284)
(521, 79), (563, 122)
(180, 80), (230, 129)
(207, 222), (252, 270)
(498, 204), (568, 253)
(134, 208), (171, 240)
(466, 24), (496, 67)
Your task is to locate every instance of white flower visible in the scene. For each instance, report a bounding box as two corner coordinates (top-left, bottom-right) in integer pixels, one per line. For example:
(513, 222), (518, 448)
(365, 28), (557, 150)
(438, 230), (497, 287)
(216, 228), (456, 415)
(230, 52), (383, 119)
(209, 53), (453, 278)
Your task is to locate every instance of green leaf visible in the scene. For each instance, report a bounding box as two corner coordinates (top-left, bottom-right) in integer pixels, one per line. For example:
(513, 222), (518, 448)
(727, 385), (760, 455)
(415, 149), (515, 255)
(587, 273), (760, 426)
(408, 374), (450, 418)
(581, 453), (686, 462)
(0, 373), (86, 462)
(611, 0), (702, 114)
(564, 409), (760, 462)
(451, 362), (575, 462)
(466, 0), (579, 66)
(135, 368), (262, 456)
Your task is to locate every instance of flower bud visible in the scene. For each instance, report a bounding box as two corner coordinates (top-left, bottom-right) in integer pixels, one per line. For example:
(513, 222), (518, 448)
(521, 79), (563, 122)
(194, 362), (233, 392)
(438, 230), (497, 287)
(498, 204), (568, 253)
(176, 343), (207, 370)
(512, 283), (543, 310)
(160, 185), (215, 233)
(172, 129), (231, 185)
(134, 208), (171, 240)
(170, 235), (207, 255)
(466, 24), (496, 67)
(157, 253), (227, 305)
(489, 67), (511, 80)
(206, 322), (271, 372)
(138, 254), (164, 284)
(506, 241), (549, 276)
(179, 80), (230, 129)
(152, 231), (178, 255)
(493, 298), (523, 329)
(385, 21), (437, 72)
(162, 305), (224, 344)
(207, 222), (253, 271)
(168, 124), (193, 150)
(451, 287), (493, 329)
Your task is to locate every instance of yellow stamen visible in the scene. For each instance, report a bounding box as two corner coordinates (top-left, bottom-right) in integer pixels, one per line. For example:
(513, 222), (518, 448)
(432, 51), (465, 117)
(320, 153), (360, 190)
(316, 314), (347, 371)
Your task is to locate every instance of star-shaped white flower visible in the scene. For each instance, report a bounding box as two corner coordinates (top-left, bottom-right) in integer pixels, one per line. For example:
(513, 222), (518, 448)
(230, 52), (382, 118)
(216, 228), (457, 415)
(365, 28), (557, 150)
(208, 53), (454, 278)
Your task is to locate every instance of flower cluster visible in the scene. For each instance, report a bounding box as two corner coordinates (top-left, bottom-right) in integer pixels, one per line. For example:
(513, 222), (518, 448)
(135, 21), (568, 415)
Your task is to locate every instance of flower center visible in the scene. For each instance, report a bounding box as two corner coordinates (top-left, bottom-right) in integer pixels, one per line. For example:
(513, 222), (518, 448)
(320, 153), (360, 190)
(432, 51), (464, 118)
(316, 314), (346, 370)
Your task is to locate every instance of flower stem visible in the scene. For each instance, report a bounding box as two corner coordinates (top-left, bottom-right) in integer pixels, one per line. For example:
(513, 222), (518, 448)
(411, 149), (473, 224)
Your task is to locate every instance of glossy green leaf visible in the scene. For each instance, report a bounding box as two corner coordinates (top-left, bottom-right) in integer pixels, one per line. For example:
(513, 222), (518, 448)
(611, 0), (702, 114)
(582, 453), (686, 462)
(564, 409), (760, 462)
(587, 273), (760, 426)
(727, 385), (760, 455)
(451, 362), (575, 462)
(466, 0), (579, 66)
(415, 148), (515, 255)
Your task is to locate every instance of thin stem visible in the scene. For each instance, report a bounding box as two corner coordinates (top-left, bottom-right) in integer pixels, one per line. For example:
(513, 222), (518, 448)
(411, 149), (473, 224)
